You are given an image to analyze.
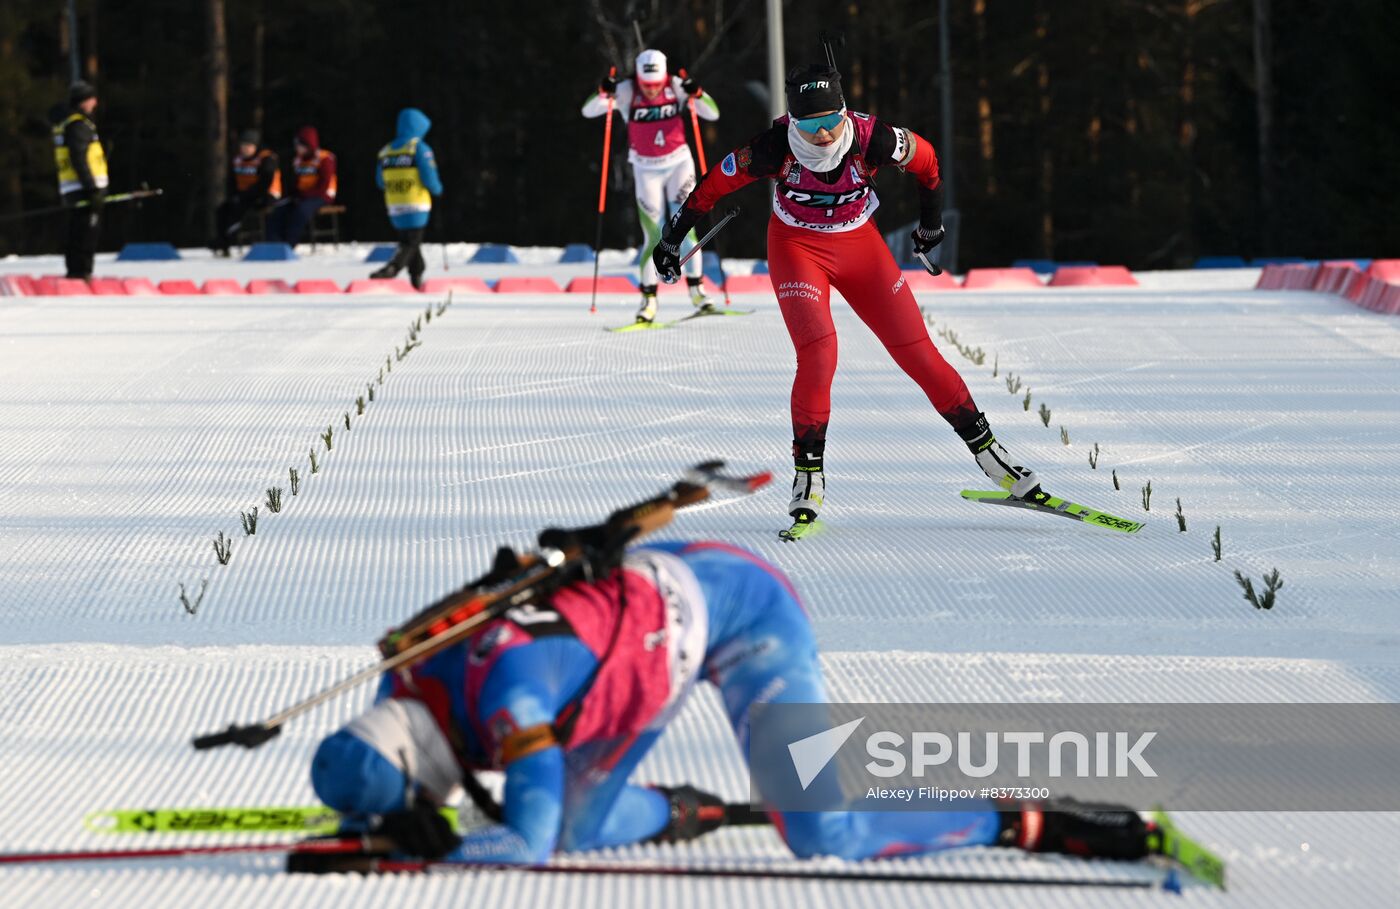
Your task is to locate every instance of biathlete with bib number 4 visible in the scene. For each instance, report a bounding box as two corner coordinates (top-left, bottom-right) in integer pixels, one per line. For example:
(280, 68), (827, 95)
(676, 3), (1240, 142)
(653, 63), (1044, 540)
(582, 49), (719, 324)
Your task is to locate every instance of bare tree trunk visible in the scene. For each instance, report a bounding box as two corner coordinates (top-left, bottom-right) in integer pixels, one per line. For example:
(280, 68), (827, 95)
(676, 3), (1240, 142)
(205, 0), (229, 239)
(973, 0), (996, 197)
(1253, 0), (1274, 251)
(1179, 0), (1199, 261)
(252, 6), (266, 133)
(1035, 5), (1053, 259)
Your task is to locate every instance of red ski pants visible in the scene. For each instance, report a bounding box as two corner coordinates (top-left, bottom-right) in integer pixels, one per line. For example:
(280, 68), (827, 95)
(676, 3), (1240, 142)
(767, 217), (974, 443)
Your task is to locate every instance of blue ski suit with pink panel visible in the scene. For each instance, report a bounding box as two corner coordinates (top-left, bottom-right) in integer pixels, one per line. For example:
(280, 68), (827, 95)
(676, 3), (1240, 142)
(311, 542), (1000, 863)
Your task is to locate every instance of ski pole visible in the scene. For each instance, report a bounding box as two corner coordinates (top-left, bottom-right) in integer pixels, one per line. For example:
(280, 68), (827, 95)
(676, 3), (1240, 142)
(191, 462), (770, 751)
(676, 207), (740, 269)
(0, 188), (163, 224)
(0, 836), (382, 867)
(589, 67), (617, 315)
(680, 69), (708, 175)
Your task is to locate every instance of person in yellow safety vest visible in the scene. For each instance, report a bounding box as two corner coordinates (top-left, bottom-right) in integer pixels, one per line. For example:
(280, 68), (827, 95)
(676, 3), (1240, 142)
(266, 125), (337, 246)
(213, 129), (282, 255)
(52, 81), (108, 280)
(369, 108), (443, 290)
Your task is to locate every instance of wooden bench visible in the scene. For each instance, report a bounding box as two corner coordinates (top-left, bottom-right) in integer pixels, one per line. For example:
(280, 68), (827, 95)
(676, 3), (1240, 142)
(309, 204), (347, 249)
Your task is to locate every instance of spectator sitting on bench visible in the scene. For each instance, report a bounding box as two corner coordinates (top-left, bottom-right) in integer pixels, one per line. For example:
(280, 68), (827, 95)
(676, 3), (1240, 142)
(213, 128), (281, 256)
(267, 125), (337, 246)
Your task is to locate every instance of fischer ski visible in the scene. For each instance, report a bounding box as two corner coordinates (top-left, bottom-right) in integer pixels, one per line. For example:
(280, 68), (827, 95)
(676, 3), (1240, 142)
(607, 305), (754, 333)
(1150, 809), (1227, 890)
(82, 805), (459, 836)
(960, 489), (1145, 534)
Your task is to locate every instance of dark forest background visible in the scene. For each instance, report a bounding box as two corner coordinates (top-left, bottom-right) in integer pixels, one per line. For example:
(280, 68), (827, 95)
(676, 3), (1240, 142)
(1, 0), (1397, 268)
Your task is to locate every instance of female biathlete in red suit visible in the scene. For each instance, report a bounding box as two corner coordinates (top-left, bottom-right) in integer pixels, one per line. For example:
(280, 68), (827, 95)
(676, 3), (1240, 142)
(653, 63), (1042, 537)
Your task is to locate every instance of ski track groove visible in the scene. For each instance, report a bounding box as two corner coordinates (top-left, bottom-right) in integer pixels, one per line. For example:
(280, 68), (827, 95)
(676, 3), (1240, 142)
(1, 282), (1399, 906)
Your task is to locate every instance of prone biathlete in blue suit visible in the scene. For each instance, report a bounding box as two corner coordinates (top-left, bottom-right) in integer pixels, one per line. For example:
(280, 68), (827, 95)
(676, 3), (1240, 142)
(311, 541), (1152, 865)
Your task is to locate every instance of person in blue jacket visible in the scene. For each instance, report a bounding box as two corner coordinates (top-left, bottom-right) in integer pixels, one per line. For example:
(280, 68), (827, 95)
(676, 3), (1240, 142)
(370, 108), (443, 289)
(309, 539), (1153, 867)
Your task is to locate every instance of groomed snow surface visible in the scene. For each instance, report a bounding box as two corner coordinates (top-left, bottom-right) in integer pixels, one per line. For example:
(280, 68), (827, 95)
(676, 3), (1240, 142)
(2, 247), (1399, 907)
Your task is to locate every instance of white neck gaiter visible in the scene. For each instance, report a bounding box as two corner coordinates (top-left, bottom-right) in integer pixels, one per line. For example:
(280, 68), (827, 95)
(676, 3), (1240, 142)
(787, 113), (854, 174)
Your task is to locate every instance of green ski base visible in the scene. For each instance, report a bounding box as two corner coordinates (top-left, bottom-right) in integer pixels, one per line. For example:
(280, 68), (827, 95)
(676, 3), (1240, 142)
(1150, 808), (1227, 889)
(961, 489), (1145, 534)
(84, 805), (460, 835)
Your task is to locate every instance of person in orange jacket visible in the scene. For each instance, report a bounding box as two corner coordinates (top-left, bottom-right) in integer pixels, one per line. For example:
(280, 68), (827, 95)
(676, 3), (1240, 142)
(267, 125), (337, 245)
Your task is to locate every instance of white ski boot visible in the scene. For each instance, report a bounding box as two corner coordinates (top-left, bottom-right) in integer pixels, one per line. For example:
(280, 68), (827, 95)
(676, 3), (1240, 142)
(635, 290), (659, 324)
(959, 413), (1042, 499)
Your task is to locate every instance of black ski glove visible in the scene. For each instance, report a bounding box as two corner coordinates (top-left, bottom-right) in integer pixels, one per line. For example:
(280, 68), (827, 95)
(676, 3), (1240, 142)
(911, 224), (944, 255)
(645, 785), (727, 844)
(652, 237), (682, 284)
(680, 74), (701, 97)
(599, 72), (619, 96)
(999, 799), (1150, 861)
(372, 800), (460, 860)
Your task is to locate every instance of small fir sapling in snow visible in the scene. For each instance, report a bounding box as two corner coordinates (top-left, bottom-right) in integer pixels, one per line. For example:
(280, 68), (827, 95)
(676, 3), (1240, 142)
(289, 467), (300, 496)
(1113, 469), (1120, 490)
(1175, 498), (1186, 532)
(1234, 568), (1283, 610)
(992, 354), (999, 378)
(367, 383), (376, 402)
(240, 507), (258, 536)
(322, 425), (334, 451)
(1023, 389), (1032, 411)
(309, 448), (320, 474)
(1141, 480), (1153, 511)
(1039, 402), (1051, 427)
(179, 578), (208, 615)
(344, 412), (351, 431)
(213, 532), (232, 565)
(265, 487), (283, 513)
(1089, 443), (1100, 469)
(356, 395), (365, 415)
(1060, 425), (1070, 445)
(1212, 526), (1222, 561)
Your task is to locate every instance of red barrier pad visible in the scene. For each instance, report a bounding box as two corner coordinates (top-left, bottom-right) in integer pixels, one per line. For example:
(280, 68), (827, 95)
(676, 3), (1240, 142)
(87, 277), (129, 295)
(723, 274), (774, 293)
(0, 274), (35, 296)
(37, 276), (91, 295)
(121, 278), (159, 295)
(1048, 265), (1138, 287)
(246, 279), (292, 294)
(293, 279), (342, 294)
(566, 276), (635, 293)
(493, 276), (562, 293)
(346, 278), (417, 294)
(1311, 262), (1360, 294)
(962, 268), (1043, 289)
(902, 270), (960, 291)
(1366, 260), (1400, 285)
(202, 279), (247, 295)
(158, 279), (202, 295)
(421, 276), (492, 294)
(658, 277), (722, 295)
(1383, 285), (1400, 315)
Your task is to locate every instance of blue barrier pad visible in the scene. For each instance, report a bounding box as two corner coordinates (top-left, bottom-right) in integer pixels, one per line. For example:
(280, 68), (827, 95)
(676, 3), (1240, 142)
(560, 243), (595, 263)
(117, 242), (181, 261)
(471, 244), (520, 264)
(243, 242), (299, 261)
(1194, 256), (1248, 269)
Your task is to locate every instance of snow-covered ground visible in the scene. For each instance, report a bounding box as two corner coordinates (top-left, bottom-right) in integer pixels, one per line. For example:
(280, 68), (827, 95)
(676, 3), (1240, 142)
(1, 247), (1397, 906)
